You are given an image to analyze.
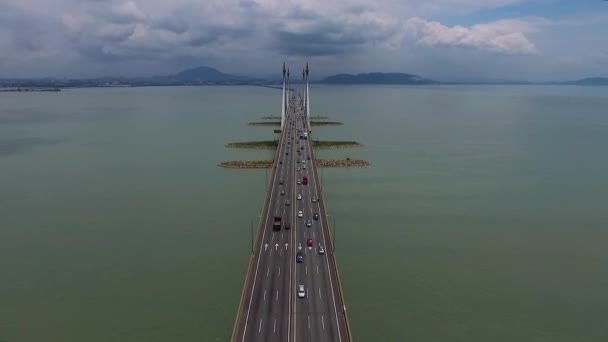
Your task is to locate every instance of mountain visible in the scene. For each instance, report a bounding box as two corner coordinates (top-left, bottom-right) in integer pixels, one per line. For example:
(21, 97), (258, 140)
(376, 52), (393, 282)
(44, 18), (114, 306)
(560, 77), (608, 86)
(168, 66), (254, 83)
(321, 72), (436, 85)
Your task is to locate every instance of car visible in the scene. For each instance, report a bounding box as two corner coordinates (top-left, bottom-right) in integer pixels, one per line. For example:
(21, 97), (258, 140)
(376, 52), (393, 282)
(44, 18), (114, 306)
(280, 190), (285, 196)
(285, 200), (290, 206)
(306, 220), (312, 227)
(297, 160), (300, 163)
(313, 213), (319, 220)
(307, 238), (313, 247)
(318, 245), (325, 254)
(301, 146), (304, 150)
(279, 160), (283, 165)
(298, 285), (305, 298)
(297, 179), (301, 185)
(296, 252), (303, 263)
(297, 167), (300, 171)
(298, 211), (303, 218)
(284, 222), (291, 229)
(280, 180), (284, 185)
(311, 197), (317, 203)
(307, 156), (311, 160)
(297, 194), (302, 200)
(286, 152), (289, 155)
(302, 165), (306, 169)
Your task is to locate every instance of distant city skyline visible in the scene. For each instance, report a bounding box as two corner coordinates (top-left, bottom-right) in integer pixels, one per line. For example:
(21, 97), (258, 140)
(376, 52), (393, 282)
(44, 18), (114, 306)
(1, 0), (607, 81)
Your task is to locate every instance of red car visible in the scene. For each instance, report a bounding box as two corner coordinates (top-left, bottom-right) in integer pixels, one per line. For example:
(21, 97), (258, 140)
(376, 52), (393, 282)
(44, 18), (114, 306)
(307, 238), (313, 247)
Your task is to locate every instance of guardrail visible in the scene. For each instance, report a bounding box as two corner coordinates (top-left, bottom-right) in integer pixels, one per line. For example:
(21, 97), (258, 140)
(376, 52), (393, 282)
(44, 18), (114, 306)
(230, 127), (283, 342)
(309, 135), (354, 341)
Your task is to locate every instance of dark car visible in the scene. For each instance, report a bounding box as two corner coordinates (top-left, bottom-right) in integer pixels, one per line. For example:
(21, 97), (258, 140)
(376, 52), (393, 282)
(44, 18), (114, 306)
(313, 213), (319, 220)
(296, 252), (303, 263)
(307, 156), (311, 160)
(280, 180), (284, 185)
(284, 222), (291, 230)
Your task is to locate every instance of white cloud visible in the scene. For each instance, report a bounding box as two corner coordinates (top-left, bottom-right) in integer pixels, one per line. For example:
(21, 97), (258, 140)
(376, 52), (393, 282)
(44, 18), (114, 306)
(403, 17), (544, 55)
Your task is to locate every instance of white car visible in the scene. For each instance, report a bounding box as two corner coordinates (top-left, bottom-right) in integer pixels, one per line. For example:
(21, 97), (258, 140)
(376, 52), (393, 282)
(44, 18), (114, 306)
(297, 194), (302, 200)
(297, 179), (301, 185)
(298, 210), (303, 218)
(297, 167), (300, 171)
(298, 285), (305, 298)
(318, 245), (325, 254)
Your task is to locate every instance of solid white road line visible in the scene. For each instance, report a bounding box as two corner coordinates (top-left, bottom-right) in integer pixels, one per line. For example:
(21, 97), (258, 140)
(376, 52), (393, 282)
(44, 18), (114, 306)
(311, 138), (343, 342)
(241, 107), (283, 342)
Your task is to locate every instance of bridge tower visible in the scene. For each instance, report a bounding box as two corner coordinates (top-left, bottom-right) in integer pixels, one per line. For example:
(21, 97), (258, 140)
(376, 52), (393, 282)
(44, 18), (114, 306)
(305, 63), (311, 132)
(281, 63), (286, 129)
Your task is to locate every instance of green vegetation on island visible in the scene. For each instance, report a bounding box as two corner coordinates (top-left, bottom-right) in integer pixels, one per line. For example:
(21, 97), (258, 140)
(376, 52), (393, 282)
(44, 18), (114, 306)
(248, 121), (281, 126)
(312, 140), (362, 149)
(311, 121), (342, 126)
(219, 160), (273, 169)
(226, 140), (278, 149)
(227, 139), (361, 149)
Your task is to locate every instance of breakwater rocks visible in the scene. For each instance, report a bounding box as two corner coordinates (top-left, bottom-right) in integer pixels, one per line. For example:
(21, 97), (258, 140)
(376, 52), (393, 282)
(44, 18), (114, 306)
(226, 141), (278, 149)
(316, 159), (370, 167)
(219, 160), (273, 169)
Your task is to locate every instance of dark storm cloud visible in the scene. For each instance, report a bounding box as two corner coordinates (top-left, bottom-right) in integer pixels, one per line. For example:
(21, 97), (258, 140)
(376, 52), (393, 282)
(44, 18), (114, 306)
(274, 12), (396, 56)
(151, 18), (189, 34)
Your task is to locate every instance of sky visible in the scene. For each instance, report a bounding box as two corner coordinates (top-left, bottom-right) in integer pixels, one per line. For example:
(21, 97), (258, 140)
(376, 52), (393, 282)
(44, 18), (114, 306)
(0, 0), (607, 81)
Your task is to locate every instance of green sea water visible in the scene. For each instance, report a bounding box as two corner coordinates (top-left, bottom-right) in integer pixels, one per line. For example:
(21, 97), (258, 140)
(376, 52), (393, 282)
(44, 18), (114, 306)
(1, 85), (607, 341)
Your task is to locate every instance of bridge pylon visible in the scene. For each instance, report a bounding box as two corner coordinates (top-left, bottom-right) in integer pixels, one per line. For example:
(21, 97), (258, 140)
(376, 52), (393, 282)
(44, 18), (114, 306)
(281, 63), (286, 129)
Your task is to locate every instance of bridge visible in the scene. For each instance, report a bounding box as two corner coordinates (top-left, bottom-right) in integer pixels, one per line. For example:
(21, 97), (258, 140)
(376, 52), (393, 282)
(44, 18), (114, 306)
(231, 64), (352, 342)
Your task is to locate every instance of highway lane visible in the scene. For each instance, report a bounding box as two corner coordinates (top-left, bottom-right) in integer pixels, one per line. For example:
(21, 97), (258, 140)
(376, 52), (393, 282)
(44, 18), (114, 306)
(292, 107), (344, 342)
(234, 92), (350, 342)
(234, 97), (298, 342)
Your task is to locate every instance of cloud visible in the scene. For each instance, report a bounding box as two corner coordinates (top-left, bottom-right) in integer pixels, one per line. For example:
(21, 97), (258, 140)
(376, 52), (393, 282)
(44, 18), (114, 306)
(403, 17), (544, 55)
(0, 0), (605, 79)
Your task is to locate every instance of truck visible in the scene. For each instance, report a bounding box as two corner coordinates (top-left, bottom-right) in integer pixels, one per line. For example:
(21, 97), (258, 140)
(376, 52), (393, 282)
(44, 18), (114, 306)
(302, 176), (308, 185)
(273, 216), (282, 230)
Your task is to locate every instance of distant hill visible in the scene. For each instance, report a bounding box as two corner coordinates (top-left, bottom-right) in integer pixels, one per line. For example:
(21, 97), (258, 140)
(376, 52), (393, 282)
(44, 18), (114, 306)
(321, 72), (436, 85)
(167, 66), (254, 83)
(560, 77), (608, 86)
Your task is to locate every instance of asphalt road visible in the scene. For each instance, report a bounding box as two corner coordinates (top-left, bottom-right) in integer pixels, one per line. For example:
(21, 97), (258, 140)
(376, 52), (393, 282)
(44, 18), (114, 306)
(233, 94), (349, 342)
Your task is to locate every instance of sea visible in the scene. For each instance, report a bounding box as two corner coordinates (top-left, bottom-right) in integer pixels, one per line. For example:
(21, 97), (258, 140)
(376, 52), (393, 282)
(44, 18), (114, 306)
(1, 85), (607, 341)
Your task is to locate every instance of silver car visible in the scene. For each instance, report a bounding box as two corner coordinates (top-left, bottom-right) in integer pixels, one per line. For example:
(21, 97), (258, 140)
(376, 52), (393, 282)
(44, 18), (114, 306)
(298, 285), (305, 298)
